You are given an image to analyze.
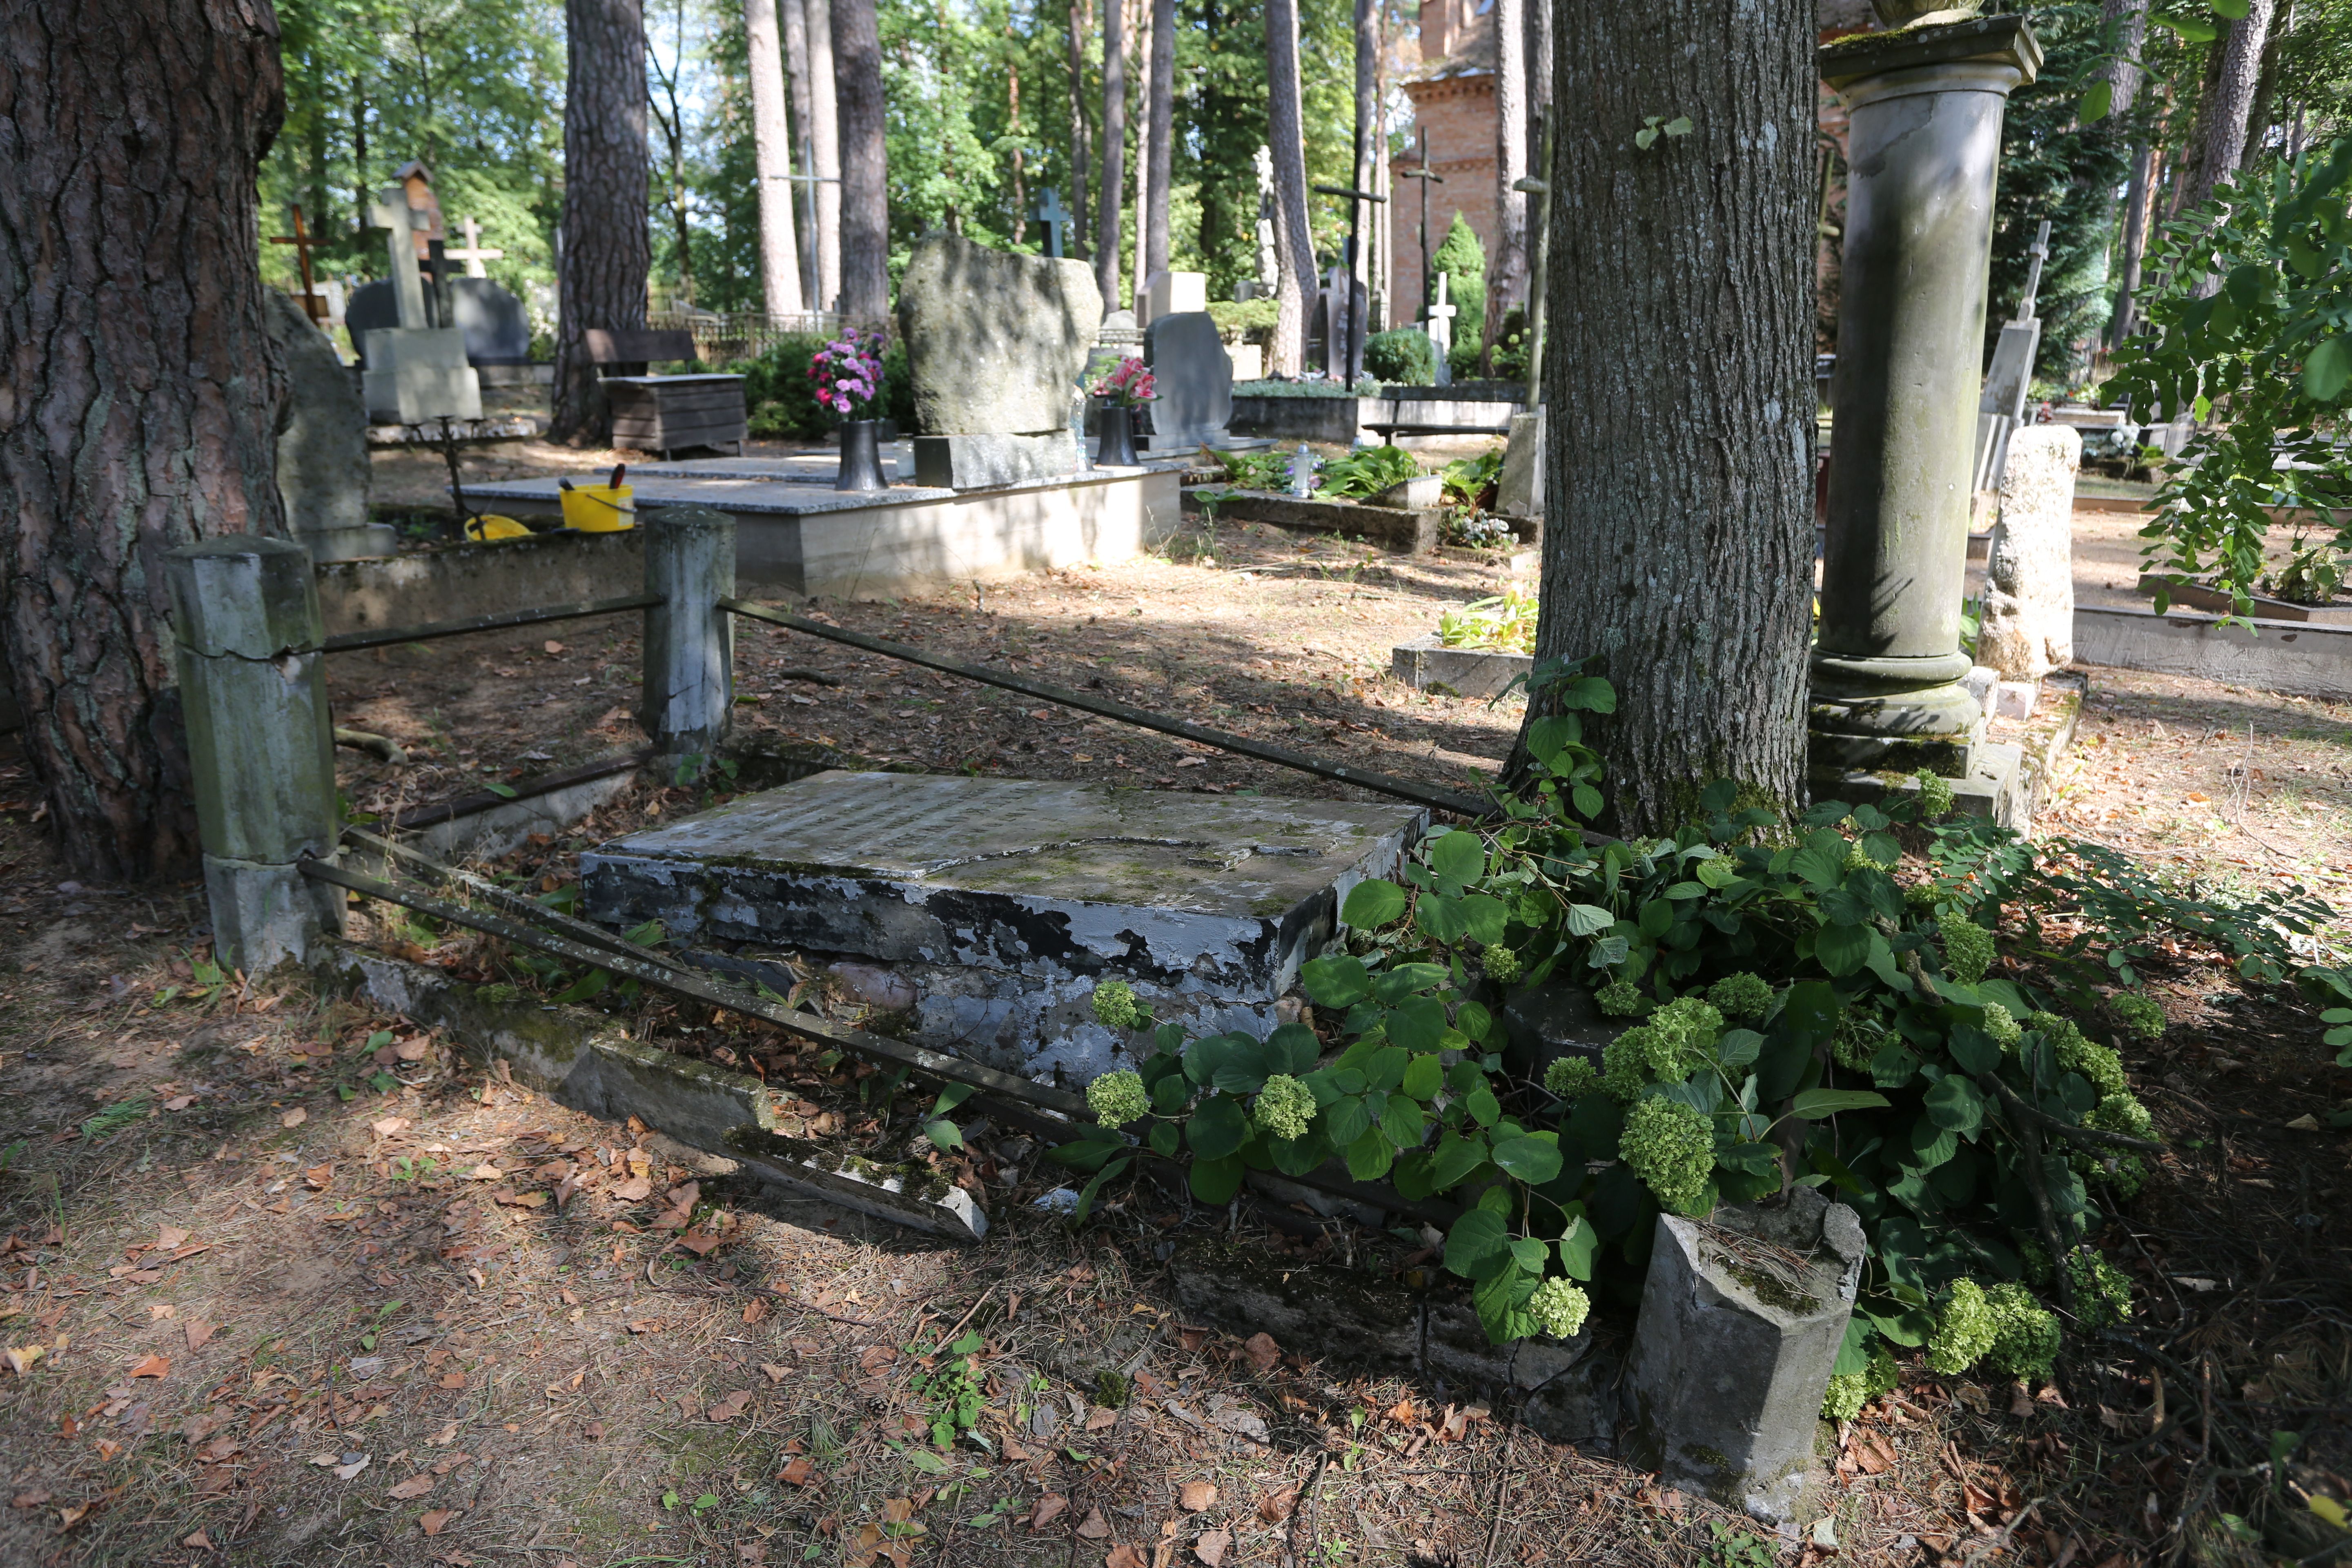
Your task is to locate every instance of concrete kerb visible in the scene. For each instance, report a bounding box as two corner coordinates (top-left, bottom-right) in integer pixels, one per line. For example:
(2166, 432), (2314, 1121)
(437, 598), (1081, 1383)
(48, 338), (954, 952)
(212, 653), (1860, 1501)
(308, 943), (988, 1241)
(1390, 635), (1532, 698)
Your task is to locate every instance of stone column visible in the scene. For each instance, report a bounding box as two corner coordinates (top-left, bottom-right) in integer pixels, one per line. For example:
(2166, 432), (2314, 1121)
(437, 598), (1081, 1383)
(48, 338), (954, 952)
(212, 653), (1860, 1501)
(1812, 14), (2041, 778)
(167, 536), (345, 973)
(640, 505), (737, 765)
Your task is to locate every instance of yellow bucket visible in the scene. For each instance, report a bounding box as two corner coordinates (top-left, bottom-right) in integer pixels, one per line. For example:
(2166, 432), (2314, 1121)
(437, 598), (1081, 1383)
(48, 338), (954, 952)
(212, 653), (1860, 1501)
(561, 483), (635, 532)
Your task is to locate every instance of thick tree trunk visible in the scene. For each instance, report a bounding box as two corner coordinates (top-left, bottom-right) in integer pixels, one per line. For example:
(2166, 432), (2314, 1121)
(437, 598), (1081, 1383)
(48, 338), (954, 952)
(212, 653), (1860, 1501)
(1524, 0), (1552, 129)
(1143, 0), (1175, 290)
(1486, 0), (1527, 366)
(1095, 0), (1127, 306)
(2179, 0), (2277, 212)
(2099, 0), (2149, 116)
(552, 0), (650, 445)
(832, 0), (890, 323)
(1067, 0), (1093, 259)
(806, 0), (843, 310)
(1265, 0), (1314, 375)
(1517, 0), (1816, 833)
(1350, 0), (1376, 344)
(747, 0), (806, 316)
(782, 0), (823, 307)
(2109, 142), (2154, 345)
(2100, 0), (2149, 346)
(0, 0), (287, 881)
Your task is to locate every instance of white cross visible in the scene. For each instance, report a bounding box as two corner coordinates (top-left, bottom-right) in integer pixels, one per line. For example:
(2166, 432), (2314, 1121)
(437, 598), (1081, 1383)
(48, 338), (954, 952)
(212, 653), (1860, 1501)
(1425, 272), (1457, 356)
(444, 216), (505, 278)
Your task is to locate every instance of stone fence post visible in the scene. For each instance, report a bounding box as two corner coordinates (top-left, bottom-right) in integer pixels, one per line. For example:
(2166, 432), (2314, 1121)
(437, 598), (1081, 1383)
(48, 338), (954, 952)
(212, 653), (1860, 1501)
(166, 536), (345, 974)
(639, 506), (736, 766)
(1811, 15), (2041, 783)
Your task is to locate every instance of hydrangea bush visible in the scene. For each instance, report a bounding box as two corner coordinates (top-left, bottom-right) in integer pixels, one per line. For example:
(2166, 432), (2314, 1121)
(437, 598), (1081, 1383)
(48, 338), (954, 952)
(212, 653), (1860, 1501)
(1047, 662), (2338, 1389)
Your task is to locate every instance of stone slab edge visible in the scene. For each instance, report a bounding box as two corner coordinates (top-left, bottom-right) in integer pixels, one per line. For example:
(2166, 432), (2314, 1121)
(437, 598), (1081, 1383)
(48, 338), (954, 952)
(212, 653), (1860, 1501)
(2074, 605), (2352, 700)
(1180, 488), (1437, 552)
(308, 944), (983, 1240)
(1389, 635), (1533, 697)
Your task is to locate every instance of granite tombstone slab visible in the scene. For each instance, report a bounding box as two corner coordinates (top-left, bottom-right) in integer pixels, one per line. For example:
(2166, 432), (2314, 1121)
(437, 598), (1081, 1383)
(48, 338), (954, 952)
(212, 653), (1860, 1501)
(349, 276), (531, 367)
(579, 771), (1423, 1077)
(1140, 311), (1233, 451)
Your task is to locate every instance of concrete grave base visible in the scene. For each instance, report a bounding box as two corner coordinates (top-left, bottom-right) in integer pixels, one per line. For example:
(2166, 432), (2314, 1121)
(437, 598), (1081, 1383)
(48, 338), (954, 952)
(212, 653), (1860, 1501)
(912, 432), (1083, 490)
(580, 771), (1425, 1082)
(1623, 1190), (1866, 1526)
(2074, 606), (2352, 700)
(1167, 1235), (1618, 1448)
(1390, 635), (1532, 698)
(1180, 488), (1442, 553)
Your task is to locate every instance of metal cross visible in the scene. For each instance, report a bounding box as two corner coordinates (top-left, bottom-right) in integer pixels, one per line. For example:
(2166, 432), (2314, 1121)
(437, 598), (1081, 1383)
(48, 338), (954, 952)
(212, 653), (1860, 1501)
(1029, 187), (1073, 258)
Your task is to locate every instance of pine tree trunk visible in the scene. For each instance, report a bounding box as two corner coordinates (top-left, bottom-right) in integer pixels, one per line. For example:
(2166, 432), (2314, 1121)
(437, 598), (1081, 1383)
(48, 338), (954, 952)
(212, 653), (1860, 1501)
(2179, 0), (2277, 212)
(1485, 0), (1527, 365)
(1067, 0), (1093, 259)
(1095, 0), (1128, 306)
(1143, 0), (1175, 288)
(2110, 142), (2155, 345)
(806, 0), (843, 310)
(552, 0), (650, 445)
(2100, 0), (2150, 346)
(1350, 0), (1376, 337)
(781, 0), (821, 307)
(746, 0), (806, 317)
(832, 0), (890, 323)
(0, 0), (288, 881)
(1516, 0), (1816, 833)
(1265, 0), (1314, 375)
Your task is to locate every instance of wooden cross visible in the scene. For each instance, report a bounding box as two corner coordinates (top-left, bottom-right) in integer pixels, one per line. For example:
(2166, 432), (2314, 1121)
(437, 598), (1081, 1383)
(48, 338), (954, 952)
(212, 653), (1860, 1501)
(1029, 187), (1073, 258)
(444, 216), (505, 278)
(269, 204), (326, 326)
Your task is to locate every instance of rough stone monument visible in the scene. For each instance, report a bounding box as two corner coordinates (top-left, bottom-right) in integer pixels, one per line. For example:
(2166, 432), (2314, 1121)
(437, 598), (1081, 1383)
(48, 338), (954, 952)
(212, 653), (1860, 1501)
(263, 290), (392, 562)
(1978, 423), (2080, 678)
(358, 186), (483, 425)
(1139, 311), (1234, 451)
(1495, 408), (1544, 520)
(1811, 13), (2040, 813)
(1624, 1187), (1868, 1524)
(898, 234), (1102, 489)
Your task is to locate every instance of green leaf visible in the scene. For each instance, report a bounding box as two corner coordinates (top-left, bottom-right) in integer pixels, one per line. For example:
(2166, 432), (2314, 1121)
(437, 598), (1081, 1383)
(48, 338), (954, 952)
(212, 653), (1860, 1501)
(1148, 1120), (1180, 1158)
(2211, 0), (2250, 14)
(1417, 895), (1470, 943)
(1344, 1127), (1395, 1181)
(1815, 922), (1872, 977)
(2078, 79), (2112, 122)
(1460, 894), (1509, 946)
(1557, 676), (1615, 712)
(1790, 829), (1849, 889)
(1557, 1210), (1597, 1280)
(1265, 1022), (1321, 1075)
(1188, 1153), (1245, 1205)
(1401, 1052), (1443, 1101)
(1427, 1130), (1490, 1189)
(1299, 956), (1371, 1008)
(1789, 1088), (1890, 1119)
(1428, 829), (1486, 884)
(1187, 1094), (1250, 1160)
(1073, 1156), (1130, 1223)
(921, 1118), (965, 1152)
(1923, 1074), (1984, 1136)
(1661, 115), (1693, 137)
(1560, 902), (1613, 937)
(1490, 1134), (1563, 1185)
(1524, 715), (1581, 764)
(552, 968), (611, 1004)
(2306, 336), (2352, 401)
(484, 782), (519, 800)
(1571, 783), (1605, 820)
(1321, 1094), (1371, 1146)
(1443, 1209), (1510, 1277)
(1341, 878), (1408, 929)
(1378, 1094), (1425, 1148)
(1946, 1023), (2001, 1076)
(1633, 125), (1659, 150)
(1466, 1085), (1501, 1127)
(1387, 995), (1448, 1053)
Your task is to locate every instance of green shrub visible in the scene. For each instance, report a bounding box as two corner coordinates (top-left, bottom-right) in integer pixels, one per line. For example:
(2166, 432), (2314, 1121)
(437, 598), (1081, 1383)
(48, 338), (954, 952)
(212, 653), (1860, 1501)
(1314, 444), (1421, 500)
(1429, 212), (1486, 345)
(1207, 298), (1280, 347)
(1488, 305), (1532, 383)
(1365, 327), (1437, 384)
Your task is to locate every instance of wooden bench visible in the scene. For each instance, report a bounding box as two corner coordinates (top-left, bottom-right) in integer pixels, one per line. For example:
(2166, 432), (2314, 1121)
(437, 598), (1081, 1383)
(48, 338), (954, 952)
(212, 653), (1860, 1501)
(585, 328), (748, 459)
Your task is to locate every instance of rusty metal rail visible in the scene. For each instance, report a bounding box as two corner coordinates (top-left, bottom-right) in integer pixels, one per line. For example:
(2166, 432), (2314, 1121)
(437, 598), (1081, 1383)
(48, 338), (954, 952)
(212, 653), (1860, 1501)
(717, 596), (1493, 818)
(322, 592), (661, 655)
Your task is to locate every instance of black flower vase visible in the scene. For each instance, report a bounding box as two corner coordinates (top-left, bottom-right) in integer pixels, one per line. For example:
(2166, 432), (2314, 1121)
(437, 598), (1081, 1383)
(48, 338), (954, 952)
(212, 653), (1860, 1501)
(835, 419), (886, 492)
(1097, 404), (1140, 467)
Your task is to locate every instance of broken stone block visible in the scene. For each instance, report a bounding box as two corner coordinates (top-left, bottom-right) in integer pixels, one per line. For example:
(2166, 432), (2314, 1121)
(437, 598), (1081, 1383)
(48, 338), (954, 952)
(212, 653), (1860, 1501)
(1624, 1187), (1867, 1525)
(1498, 979), (1628, 1079)
(1979, 424), (2080, 679)
(579, 772), (1423, 1079)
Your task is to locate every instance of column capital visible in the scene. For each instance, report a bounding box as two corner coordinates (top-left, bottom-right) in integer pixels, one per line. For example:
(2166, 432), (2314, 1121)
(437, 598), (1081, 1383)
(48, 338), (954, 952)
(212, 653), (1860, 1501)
(1819, 13), (2041, 96)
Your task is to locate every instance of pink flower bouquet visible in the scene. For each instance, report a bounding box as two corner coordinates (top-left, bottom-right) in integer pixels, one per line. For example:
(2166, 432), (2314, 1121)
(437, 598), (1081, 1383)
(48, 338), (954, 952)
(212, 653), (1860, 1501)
(1090, 356), (1156, 408)
(808, 332), (886, 421)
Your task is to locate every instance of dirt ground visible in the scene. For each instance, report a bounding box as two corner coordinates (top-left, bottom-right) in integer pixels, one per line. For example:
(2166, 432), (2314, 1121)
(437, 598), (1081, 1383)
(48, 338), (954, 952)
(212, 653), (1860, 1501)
(2, 450), (2349, 1567)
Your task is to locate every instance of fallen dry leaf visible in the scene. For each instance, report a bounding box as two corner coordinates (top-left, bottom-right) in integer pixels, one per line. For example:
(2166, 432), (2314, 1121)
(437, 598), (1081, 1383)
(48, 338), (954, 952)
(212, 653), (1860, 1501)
(156, 1226), (189, 1250)
(184, 1319), (216, 1354)
(760, 1363), (791, 1384)
(334, 1456), (371, 1480)
(777, 1457), (818, 1487)
(743, 1298), (771, 1326)
(58, 1502), (91, 1530)
(1256, 1488), (1295, 1523)
(420, 1508), (459, 1535)
(427, 1421), (460, 1446)
(372, 1116), (410, 1136)
(708, 1390), (753, 1421)
(1076, 1507), (1111, 1540)
(12, 1491), (52, 1509)
(611, 1176), (653, 1202)
(129, 1354), (170, 1379)
(148, 1304), (176, 1321)
(1106, 1546), (1148, 1568)
(1030, 1493), (1069, 1530)
(1194, 1529), (1232, 1567)
(1178, 1482), (1216, 1512)
(181, 1529), (212, 1549)
(1242, 1333), (1279, 1374)
(4, 1346), (43, 1376)
(1085, 1405), (1118, 1432)
(280, 1108), (307, 1128)
(390, 1475), (436, 1500)
(439, 1372), (468, 1390)
(92, 1439), (121, 1461)
(396, 1037), (431, 1062)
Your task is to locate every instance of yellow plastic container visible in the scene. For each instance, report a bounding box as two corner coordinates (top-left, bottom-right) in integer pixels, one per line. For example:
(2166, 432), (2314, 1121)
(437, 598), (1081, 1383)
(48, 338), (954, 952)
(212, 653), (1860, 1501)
(463, 514), (533, 542)
(560, 483), (635, 532)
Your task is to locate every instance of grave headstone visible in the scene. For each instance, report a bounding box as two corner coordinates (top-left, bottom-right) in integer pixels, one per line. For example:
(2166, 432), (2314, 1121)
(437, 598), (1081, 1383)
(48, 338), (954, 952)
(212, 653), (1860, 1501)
(349, 276), (531, 368)
(898, 233), (1101, 489)
(1978, 423), (2079, 678)
(1139, 311), (1232, 451)
(358, 185), (481, 425)
(263, 289), (392, 562)
(1319, 267), (1367, 383)
(1143, 270), (1207, 324)
(578, 772), (1425, 1079)
(1494, 408), (1544, 519)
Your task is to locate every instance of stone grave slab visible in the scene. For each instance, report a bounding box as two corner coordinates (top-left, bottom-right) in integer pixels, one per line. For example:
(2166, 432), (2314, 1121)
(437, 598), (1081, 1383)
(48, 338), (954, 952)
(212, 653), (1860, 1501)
(579, 771), (1424, 1078)
(1141, 311), (1234, 451)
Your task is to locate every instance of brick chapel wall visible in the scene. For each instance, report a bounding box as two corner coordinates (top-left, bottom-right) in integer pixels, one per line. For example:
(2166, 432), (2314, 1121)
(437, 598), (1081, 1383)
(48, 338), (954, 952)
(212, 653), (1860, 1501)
(1392, 76), (1496, 323)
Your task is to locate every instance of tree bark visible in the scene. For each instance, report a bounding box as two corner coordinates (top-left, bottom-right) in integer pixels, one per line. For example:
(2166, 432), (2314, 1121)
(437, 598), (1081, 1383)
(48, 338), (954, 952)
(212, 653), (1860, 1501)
(832, 0), (890, 323)
(1486, 0), (1528, 366)
(806, 0), (843, 310)
(2179, 0), (2277, 212)
(0, 0), (287, 881)
(1517, 0), (1816, 833)
(781, 0), (823, 308)
(1350, 0), (1376, 347)
(747, 0), (806, 316)
(1144, 0), (1175, 291)
(552, 0), (650, 445)
(1095, 0), (1128, 306)
(2100, 0), (2149, 346)
(2098, 0), (2149, 116)
(2109, 141), (2154, 345)
(1265, 0), (1314, 375)
(1067, 0), (1093, 259)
